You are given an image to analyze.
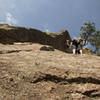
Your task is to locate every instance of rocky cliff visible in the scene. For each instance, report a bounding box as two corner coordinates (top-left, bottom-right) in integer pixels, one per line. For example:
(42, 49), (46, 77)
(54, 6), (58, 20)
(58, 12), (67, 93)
(0, 24), (71, 52)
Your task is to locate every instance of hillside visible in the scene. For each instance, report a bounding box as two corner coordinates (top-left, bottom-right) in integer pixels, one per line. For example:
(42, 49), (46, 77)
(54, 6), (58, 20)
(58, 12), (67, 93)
(0, 24), (100, 100)
(0, 43), (100, 100)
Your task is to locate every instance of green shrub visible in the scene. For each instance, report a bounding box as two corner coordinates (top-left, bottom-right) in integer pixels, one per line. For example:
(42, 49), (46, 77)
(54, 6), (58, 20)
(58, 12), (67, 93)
(97, 52), (100, 56)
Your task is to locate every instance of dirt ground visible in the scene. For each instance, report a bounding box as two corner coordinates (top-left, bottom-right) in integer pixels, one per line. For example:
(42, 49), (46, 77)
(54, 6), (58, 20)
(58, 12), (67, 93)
(0, 43), (100, 100)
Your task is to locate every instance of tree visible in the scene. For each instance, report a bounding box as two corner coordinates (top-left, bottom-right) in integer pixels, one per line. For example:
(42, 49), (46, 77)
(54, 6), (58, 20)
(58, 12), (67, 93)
(89, 31), (100, 53)
(80, 21), (96, 46)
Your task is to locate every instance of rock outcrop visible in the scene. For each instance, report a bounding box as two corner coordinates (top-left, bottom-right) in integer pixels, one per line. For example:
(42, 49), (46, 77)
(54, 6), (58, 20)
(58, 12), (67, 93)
(0, 24), (71, 52)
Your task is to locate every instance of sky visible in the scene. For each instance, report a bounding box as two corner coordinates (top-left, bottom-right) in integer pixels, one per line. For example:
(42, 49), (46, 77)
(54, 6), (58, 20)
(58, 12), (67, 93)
(0, 0), (100, 38)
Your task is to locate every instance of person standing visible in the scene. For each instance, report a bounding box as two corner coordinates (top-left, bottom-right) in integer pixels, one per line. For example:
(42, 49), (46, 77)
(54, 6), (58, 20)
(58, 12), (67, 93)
(77, 37), (84, 55)
(71, 38), (78, 54)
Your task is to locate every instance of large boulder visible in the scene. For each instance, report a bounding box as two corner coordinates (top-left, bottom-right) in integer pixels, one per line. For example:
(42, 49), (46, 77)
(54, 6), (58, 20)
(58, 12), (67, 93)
(0, 24), (71, 52)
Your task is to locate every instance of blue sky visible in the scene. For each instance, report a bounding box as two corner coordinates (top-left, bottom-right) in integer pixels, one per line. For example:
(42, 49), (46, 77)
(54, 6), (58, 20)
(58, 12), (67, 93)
(0, 0), (100, 38)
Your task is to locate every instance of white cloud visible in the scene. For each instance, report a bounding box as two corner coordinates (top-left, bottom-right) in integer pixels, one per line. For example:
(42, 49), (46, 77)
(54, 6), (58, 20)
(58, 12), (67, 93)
(45, 29), (50, 32)
(43, 24), (50, 32)
(6, 12), (17, 25)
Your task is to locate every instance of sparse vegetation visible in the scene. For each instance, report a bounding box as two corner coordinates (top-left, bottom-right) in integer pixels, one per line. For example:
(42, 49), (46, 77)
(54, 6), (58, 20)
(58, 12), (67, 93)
(80, 21), (100, 55)
(89, 31), (100, 54)
(97, 52), (100, 56)
(45, 31), (52, 35)
(80, 21), (96, 46)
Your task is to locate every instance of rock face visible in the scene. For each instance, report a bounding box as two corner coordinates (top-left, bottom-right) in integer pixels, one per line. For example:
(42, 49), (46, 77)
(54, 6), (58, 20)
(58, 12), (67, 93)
(0, 43), (100, 100)
(0, 24), (71, 52)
